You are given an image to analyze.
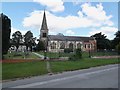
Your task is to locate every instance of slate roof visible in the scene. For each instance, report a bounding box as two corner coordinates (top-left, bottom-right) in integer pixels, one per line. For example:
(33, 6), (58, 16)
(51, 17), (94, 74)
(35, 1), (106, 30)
(41, 11), (48, 30)
(48, 35), (95, 42)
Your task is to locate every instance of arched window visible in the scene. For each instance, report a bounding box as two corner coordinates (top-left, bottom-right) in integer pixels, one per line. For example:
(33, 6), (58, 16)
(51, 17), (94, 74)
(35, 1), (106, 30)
(69, 43), (73, 49)
(60, 42), (65, 49)
(77, 43), (81, 49)
(51, 42), (56, 49)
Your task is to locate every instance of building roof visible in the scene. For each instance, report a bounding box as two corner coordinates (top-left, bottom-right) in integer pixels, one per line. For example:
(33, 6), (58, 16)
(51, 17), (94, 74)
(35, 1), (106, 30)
(41, 11), (48, 30)
(48, 35), (95, 42)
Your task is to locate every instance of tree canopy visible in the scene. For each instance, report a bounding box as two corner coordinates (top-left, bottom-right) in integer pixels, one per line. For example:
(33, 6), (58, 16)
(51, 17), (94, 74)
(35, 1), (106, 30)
(91, 32), (111, 50)
(11, 31), (22, 51)
(24, 31), (36, 51)
(112, 31), (120, 49)
(36, 40), (45, 51)
(1, 13), (11, 57)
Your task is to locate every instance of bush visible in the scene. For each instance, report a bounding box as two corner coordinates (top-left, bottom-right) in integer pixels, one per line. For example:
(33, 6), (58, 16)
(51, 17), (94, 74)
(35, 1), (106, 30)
(69, 48), (82, 61)
(75, 48), (82, 59)
(64, 48), (73, 53)
(36, 40), (45, 51)
(116, 42), (120, 55)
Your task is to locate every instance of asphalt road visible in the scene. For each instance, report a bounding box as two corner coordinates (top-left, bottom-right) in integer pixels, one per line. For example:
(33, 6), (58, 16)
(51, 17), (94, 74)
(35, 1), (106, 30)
(2, 64), (118, 88)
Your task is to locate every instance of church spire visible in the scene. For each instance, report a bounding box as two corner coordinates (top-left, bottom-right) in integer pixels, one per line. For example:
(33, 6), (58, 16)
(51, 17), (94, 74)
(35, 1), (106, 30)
(41, 10), (48, 30)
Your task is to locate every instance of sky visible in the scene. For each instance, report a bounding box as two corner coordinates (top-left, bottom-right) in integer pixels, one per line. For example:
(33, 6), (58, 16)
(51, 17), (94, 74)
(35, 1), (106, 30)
(1, 0), (118, 40)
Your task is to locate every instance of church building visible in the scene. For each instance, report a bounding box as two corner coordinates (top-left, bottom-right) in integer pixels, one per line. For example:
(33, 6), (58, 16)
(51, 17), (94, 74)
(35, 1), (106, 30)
(40, 11), (97, 52)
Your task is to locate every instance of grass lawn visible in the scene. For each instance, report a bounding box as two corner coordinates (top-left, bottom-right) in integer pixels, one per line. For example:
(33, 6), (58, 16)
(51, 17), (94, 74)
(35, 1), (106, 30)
(37, 51), (118, 58)
(51, 58), (119, 73)
(4, 52), (40, 59)
(2, 58), (119, 80)
(37, 52), (74, 58)
(2, 61), (47, 80)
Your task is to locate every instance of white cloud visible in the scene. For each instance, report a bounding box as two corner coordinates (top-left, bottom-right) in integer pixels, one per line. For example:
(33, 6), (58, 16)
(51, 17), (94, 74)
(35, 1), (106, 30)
(33, 0), (64, 12)
(22, 3), (116, 39)
(89, 26), (118, 39)
(81, 3), (112, 22)
(66, 30), (75, 35)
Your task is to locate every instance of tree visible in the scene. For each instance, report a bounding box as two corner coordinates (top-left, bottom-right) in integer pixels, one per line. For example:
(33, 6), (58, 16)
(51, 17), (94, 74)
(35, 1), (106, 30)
(24, 31), (36, 51)
(1, 13), (11, 58)
(112, 31), (120, 49)
(116, 42), (120, 55)
(36, 40), (45, 51)
(91, 32), (111, 50)
(11, 31), (22, 51)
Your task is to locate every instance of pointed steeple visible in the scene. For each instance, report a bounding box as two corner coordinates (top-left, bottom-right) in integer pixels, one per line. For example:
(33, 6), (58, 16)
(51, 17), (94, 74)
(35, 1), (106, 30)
(41, 10), (48, 30)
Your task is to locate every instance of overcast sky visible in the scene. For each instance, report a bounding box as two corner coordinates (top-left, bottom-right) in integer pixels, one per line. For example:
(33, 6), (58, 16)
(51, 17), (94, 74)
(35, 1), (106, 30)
(2, 0), (118, 40)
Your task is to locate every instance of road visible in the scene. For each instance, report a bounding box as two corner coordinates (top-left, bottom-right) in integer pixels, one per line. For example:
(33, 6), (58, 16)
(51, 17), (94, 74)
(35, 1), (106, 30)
(2, 64), (118, 88)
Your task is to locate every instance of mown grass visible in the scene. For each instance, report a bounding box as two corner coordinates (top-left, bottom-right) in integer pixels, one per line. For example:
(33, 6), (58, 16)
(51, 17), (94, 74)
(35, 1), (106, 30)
(37, 52), (74, 58)
(51, 58), (119, 73)
(2, 61), (47, 80)
(4, 52), (40, 59)
(37, 51), (118, 58)
(2, 58), (119, 80)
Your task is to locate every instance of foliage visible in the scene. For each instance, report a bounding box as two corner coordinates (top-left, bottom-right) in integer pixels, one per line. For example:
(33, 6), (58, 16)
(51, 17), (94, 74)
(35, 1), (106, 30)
(69, 48), (82, 61)
(64, 48), (73, 53)
(36, 40), (45, 51)
(112, 31), (120, 49)
(91, 32), (111, 50)
(24, 31), (36, 51)
(11, 31), (22, 51)
(116, 42), (120, 54)
(1, 14), (11, 58)
(57, 33), (64, 36)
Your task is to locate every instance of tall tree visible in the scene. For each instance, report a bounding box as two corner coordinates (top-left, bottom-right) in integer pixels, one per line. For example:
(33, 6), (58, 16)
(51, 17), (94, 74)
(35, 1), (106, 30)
(91, 32), (111, 50)
(1, 13), (11, 58)
(112, 31), (120, 49)
(12, 31), (22, 51)
(24, 31), (36, 51)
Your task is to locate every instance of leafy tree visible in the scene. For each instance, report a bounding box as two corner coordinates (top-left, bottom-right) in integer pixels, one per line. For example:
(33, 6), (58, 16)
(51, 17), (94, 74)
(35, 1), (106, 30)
(1, 13), (11, 57)
(24, 31), (36, 51)
(112, 31), (120, 49)
(116, 42), (120, 54)
(36, 40), (45, 51)
(11, 31), (22, 51)
(91, 32), (111, 50)
(57, 33), (64, 36)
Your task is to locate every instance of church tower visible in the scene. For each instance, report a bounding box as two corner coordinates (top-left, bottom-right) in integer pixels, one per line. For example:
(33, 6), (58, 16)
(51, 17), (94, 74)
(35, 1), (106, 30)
(40, 10), (48, 50)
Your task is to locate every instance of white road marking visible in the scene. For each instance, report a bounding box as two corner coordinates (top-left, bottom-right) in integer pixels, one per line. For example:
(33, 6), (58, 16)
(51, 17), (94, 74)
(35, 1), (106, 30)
(11, 66), (118, 88)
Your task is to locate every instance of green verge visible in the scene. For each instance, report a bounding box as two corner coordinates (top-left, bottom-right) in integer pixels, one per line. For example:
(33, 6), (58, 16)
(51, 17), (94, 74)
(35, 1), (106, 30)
(51, 58), (119, 73)
(2, 61), (47, 80)
(2, 58), (119, 80)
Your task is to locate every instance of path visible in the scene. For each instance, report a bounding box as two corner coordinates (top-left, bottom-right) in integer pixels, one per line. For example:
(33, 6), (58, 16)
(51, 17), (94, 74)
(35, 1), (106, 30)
(32, 52), (45, 59)
(32, 52), (51, 73)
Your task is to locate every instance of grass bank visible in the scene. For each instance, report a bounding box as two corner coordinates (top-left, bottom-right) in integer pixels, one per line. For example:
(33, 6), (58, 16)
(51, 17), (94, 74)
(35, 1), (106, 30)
(2, 58), (119, 80)
(4, 52), (40, 59)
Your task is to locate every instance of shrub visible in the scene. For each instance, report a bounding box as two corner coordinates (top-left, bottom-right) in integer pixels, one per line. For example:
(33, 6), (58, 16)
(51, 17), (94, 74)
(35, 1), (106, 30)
(69, 48), (82, 61)
(64, 48), (73, 53)
(75, 48), (82, 59)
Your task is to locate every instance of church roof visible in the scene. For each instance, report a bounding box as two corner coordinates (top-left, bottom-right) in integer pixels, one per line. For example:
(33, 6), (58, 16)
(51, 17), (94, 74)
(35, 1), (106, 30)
(41, 11), (48, 30)
(48, 35), (95, 42)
